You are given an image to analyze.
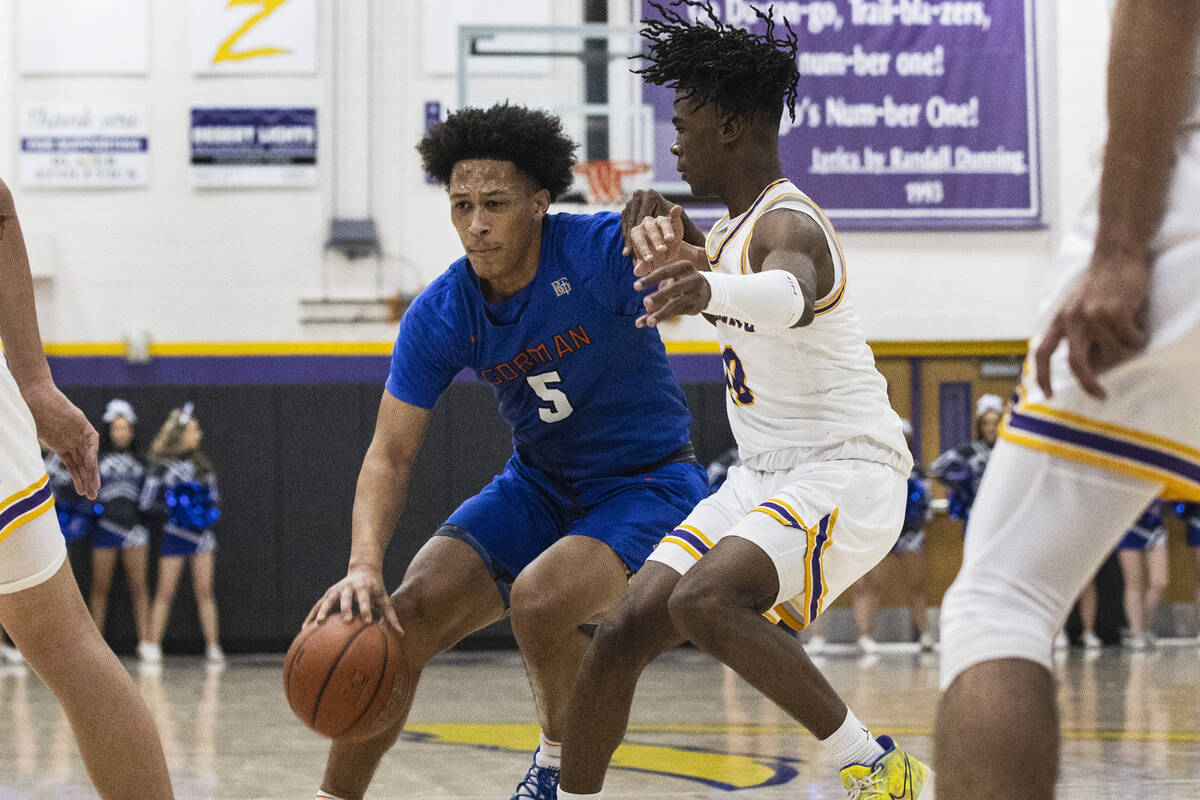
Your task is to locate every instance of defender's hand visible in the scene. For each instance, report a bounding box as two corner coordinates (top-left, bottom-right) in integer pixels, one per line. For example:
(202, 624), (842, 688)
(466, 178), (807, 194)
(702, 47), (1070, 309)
(628, 206), (688, 273)
(307, 568), (404, 634)
(620, 189), (679, 256)
(21, 380), (99, 499)
(1034, 254), (1151, 400)
(635, 258), (711, 327)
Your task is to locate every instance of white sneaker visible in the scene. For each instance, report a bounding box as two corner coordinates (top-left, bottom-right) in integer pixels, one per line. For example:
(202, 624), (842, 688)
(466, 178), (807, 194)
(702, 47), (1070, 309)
(137, 642), (162, 664)
(919, 632), (937, 652)
(857, 636), (879, 655)
(1081, 631), (1102, 650)
(1053, 632), (1069, 649)
(1125, 633), (1150, 651)
(205, 644), (226, 665)
(0, 643), (23, 665)
(807, 635), (826, 654)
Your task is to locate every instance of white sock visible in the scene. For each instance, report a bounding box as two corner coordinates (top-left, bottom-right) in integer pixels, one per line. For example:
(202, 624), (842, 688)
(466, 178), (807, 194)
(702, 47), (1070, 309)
(821, 709), (885, 769)
(315, 792), (347, 800)
(535, 731), (561, 770)
(558, 789), (603, 799)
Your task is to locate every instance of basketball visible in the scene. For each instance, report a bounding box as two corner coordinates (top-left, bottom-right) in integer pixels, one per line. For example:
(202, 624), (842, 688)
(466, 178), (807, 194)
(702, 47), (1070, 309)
(283, 616), (412, 741)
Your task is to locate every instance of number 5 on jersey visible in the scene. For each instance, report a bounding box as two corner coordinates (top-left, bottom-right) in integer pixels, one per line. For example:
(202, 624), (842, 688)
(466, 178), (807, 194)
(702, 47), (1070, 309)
(722, 347), (754, 406)
(527, 371), (574, 422)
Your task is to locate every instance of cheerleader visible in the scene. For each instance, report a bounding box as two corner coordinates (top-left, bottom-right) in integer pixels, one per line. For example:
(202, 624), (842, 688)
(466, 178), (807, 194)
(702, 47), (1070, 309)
(929, 394), (1004, 527)
(851, 420), (936, 652)
(139, 403), (224, 664)
(1176, 501), (1200, 642)
(44, 448), (95, 546)
(1117, 500), (1169, 650)
(91, 399), (153, 658)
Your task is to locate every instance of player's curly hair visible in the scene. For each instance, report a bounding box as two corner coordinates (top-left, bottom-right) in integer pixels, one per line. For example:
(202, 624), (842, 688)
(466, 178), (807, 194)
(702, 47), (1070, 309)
(635, 0), (799, 124)
(417, 103), (578, 200)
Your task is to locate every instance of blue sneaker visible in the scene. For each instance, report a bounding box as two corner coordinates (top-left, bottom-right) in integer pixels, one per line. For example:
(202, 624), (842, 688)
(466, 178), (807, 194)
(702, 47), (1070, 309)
(510, 749), (560, 799)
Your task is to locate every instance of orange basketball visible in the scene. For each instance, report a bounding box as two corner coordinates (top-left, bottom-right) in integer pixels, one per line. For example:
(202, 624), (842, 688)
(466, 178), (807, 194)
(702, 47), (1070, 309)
(283, 616), (412, 741)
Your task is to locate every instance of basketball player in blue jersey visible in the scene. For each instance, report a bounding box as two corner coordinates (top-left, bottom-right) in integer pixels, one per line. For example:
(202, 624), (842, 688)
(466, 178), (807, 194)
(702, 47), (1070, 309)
(936, 2), (1200, 797)
(559, 4), (927, 799)
(0, 177), (175, 798)
(303, 104), (708, 800)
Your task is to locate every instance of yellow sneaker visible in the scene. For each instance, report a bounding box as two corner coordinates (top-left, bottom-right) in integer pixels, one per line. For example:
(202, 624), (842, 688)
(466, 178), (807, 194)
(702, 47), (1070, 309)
(839, 736), (928, 799)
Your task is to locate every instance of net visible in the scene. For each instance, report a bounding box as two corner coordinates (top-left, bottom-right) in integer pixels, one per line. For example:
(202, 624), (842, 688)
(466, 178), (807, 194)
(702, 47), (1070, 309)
(574, 159), (653, 205)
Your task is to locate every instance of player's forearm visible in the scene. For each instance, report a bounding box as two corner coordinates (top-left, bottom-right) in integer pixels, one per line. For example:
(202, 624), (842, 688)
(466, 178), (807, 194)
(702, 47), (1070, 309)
(347, 451), (412, 573)
(1094, 0), (1200, 261)
(680, 210), (705, 248)
(0, 184), (54, 390)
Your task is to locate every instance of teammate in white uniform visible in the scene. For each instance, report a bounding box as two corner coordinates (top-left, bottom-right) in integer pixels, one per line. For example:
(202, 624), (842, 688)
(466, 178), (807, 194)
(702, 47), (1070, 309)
(0, 177), (174, 798)
(936, 2), (1200, 797)
(558, 4), (927, 798)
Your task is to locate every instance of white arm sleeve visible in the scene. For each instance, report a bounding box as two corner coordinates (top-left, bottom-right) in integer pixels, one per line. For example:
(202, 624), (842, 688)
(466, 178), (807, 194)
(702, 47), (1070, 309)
(701, 269), (807, 328)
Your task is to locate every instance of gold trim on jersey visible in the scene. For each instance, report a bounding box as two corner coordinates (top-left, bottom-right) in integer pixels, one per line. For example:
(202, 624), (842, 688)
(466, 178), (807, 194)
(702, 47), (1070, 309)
(705, 179), (789, 268)
(731, 190), (849, 316)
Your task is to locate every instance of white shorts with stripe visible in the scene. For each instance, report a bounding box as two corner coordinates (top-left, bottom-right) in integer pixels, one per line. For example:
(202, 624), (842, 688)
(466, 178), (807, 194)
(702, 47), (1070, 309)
(1005, 133), (1200, 499)
(646, 458), (905, 631)
(0, 360), (67, 593)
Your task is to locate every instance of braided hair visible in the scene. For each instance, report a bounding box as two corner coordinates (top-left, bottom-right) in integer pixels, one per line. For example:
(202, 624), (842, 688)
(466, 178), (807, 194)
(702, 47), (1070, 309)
(417, 103), (578, 200)
(635, 0), (799, 125)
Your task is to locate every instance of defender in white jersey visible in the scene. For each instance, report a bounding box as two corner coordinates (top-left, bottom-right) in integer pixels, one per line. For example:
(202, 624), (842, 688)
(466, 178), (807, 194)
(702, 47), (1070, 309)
(935, 2), (1200, 797)
(0, 177), (174, 798)
(558, 4), (927, 799)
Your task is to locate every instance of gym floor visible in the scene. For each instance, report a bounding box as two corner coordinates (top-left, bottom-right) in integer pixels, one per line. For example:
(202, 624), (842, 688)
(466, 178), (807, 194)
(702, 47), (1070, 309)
(2, 645), (1199, 798)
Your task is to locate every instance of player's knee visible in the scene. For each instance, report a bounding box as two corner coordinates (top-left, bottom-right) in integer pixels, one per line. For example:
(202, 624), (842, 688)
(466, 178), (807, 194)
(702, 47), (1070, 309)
(939, 571), (1060, 689)
(589, 601), (664, 671)
(508, 575), (564, 636)
(666, 578), (727, 642)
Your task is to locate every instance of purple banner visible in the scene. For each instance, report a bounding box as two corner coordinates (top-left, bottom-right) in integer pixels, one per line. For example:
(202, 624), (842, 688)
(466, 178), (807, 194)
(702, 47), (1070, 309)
(641, 1), (1040, 229)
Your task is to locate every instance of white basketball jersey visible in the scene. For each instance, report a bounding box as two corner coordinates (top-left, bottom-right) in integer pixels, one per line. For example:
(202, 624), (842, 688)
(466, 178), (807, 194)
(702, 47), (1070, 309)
(705, 179), (912, 475)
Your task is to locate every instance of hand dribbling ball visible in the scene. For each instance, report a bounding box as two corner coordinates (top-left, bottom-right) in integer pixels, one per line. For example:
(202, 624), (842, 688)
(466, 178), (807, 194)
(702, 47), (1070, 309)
(283, 616), (412, 741)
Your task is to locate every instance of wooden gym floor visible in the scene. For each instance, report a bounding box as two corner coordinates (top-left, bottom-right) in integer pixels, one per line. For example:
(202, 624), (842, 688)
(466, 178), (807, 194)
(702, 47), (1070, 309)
(2, 643), (1199, 798)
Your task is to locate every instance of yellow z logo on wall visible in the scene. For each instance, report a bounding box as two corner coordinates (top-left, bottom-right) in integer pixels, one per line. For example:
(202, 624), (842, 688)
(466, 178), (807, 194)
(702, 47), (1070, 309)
(212, 0), (292, 65)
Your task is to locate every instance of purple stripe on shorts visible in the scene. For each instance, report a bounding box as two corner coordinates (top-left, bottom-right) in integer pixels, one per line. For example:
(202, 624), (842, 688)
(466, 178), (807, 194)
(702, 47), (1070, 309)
(807, 514), (831, 621)
(0, 485), (53, 532)
(670, 528), (710, 556)
(1008, 409), (1200, 487)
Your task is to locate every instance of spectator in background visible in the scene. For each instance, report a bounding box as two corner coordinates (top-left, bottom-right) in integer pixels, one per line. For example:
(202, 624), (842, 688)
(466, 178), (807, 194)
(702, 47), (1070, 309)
(90, 399), (154, 660)
(929, 394), (1004, 527)
(44, 448), (95, 547)
(139, 404), (224, 665)
(1117, 500), (1169, 650)
(1178, 501), (1200, 641)
(852, 420), (936, 653)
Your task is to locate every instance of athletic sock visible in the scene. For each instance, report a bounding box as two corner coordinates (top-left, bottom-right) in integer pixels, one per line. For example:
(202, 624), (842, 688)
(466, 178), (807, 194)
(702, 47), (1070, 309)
(315, 792), (347, 800)
(821, 708), (885, 769)
(535, 731), (562, 769)
(557, 789), (603, 799)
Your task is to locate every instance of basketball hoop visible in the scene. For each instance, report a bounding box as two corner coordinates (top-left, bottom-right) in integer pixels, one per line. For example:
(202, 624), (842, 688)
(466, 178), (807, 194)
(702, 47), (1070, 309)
(574, 160), (652, 205)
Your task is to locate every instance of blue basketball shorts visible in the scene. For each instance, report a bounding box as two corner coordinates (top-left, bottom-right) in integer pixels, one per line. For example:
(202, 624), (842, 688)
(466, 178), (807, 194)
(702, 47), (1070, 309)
(438, 451), (708, 607)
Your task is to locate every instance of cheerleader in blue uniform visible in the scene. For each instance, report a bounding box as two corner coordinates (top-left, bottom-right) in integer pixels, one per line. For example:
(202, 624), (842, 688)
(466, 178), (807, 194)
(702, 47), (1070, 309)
(44, 449), (95, 546)
(1176, 501), (1200, 641)
(1117, 500), (1169, 650)
(90, 399), (153, 659)
(929, 394), (1004, 530)
(139, 403), (223, 664)
(852, 421), (937, 653)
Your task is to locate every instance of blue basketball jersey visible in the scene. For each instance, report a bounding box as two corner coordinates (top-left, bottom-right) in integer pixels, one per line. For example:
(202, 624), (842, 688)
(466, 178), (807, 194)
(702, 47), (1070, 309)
(386, 212), (693, 482)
